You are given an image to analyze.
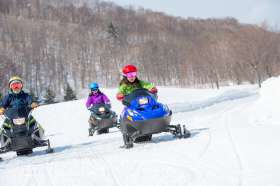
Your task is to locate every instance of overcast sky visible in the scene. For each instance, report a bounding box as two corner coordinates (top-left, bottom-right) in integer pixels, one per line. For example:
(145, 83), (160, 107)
(105, 0), (280, 26)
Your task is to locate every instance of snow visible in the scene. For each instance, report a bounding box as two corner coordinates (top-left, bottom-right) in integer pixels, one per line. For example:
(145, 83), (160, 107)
(250, 77), (280, 125)
(1, 79), (280, 186)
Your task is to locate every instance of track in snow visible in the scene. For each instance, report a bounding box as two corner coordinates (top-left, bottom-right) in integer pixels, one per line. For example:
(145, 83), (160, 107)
(3, 86), (277, 186)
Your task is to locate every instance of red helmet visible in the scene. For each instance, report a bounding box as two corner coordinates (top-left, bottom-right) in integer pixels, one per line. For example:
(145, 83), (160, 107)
(122, 65), (137, 75)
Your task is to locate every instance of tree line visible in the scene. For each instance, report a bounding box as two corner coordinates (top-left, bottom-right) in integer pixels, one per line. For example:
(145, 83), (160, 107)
(0, 0), (279, 100)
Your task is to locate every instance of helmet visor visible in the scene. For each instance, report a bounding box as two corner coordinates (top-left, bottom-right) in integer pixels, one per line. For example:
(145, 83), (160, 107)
(10, 81), (23, 90)
(124, 72), (137, 78)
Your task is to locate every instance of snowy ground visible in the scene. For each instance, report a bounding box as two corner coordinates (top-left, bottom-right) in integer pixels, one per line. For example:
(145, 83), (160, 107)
(1, 79), (280, 186)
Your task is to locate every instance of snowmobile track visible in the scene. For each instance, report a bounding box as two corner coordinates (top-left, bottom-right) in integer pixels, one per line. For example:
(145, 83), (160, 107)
(87, 150), (123, 186)
(223, 103), (249, 186)
(99, 156), (123, 186)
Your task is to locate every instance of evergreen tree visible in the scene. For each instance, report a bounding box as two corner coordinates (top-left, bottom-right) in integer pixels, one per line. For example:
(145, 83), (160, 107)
(64, 83), (76, 101)
(107, 22), (119, 39)
(44, 88), (56, 104)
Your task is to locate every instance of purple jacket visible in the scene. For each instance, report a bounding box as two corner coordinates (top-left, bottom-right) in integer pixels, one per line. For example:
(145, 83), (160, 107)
(86, 92), (110, 108)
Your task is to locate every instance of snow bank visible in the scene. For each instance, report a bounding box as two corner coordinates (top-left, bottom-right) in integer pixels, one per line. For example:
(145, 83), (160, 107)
(259, 77), (280, 104)
(168, 86), (258, 113)
(252, 77), (280, 125)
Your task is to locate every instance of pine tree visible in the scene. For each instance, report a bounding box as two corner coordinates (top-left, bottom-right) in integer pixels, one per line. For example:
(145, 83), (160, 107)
(64, 83), (76, 101)
(107, 22), (119, 39)
(44, 88), (56, 104)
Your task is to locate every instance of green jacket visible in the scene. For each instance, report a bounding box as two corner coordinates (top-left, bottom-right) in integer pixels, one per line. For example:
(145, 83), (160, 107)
(119, 80), (154, 95)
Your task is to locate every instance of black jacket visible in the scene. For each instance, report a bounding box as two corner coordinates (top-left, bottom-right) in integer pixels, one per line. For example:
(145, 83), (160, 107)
(0, 91), (33, 118)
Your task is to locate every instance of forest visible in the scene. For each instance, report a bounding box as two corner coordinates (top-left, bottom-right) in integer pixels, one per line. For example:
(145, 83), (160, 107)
(0, 0), (279, 99)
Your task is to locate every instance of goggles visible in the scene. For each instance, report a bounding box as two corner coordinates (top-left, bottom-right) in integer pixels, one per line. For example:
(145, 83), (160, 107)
(10, 82), (23, 90)
(91, 88), (99, 92)
(124, 72), (137, 78)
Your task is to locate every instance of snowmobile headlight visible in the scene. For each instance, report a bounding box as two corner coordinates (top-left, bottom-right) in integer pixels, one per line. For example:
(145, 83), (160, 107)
(138, 97), (148, 105)
(99, 107), (105, 113)
(13, 118), (25, 125)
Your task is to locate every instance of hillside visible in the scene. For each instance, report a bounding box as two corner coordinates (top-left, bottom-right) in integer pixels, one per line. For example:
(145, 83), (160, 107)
(1, 78), (280, 185)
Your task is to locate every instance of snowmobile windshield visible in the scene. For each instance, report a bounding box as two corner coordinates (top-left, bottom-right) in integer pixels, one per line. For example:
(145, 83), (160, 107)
(89, 104), (111, 114)
(123, 88), (154, 106)
(5, 107), (32, 119)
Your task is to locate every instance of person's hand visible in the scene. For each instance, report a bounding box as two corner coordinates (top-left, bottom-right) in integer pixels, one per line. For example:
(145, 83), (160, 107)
(87, 105), (93, 110)
(0, 108), (5, 115)
(149, 87), (158, 94)
(106, 104), (112, 109)
(31, 102), (39, 109)
(116, 93), (124, 101)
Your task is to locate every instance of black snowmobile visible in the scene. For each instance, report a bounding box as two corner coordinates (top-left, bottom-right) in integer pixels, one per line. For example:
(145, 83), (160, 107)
(0, 108), (53, 156)
(120, 89), (191, 148)
(88, 104), (118, 136)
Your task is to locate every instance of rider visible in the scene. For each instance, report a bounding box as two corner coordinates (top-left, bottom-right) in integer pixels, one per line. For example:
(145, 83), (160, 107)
(116, 64), (158, 101)
(86, 82), (113, 130)
(0, 76), (44, 147)
(86, 82), (111, 109)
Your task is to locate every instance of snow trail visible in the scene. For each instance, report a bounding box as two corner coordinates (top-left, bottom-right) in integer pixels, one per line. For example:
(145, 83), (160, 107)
(1, 84), (280, 186)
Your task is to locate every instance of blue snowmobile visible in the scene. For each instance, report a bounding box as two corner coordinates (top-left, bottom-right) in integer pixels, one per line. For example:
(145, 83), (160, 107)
(120, 88), (190, 148)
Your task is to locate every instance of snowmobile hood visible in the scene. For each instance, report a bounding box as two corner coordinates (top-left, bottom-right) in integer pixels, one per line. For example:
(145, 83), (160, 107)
(121, 89), (171, 121)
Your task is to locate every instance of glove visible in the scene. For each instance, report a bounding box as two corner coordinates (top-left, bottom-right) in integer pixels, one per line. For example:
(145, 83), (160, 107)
(149, 87), (158, 94)
(0, 108), (5, 115)
(116, 93), (124, 101)
(31, 102), (39, 109)
(105, 103), (111, 109)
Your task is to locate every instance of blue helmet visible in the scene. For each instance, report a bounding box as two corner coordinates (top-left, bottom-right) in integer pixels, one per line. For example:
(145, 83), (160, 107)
(89, 82), (99, 90)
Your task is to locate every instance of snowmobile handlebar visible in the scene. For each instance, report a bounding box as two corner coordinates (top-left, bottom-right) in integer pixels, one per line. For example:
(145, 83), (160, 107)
(0, 106), (37, 120)
(87, 104), (111, 111)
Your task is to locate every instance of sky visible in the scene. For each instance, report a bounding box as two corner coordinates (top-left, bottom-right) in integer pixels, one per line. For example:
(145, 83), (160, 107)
(105, 0), (280, 26)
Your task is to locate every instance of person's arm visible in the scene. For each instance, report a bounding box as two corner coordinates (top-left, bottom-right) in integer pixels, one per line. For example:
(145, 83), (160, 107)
(27, 94), (38, 108)
(116, 85), (126, 101)
(140, 80), (157, 94)
(1, 94), (10, 109)
(85, 96), (92, 108)
(25, 93), (34, 109)
(0, 95), (10, 114)
(102, 93), (111, 105)
(140, 80), (154, 90)
(103, 95), (112, 109)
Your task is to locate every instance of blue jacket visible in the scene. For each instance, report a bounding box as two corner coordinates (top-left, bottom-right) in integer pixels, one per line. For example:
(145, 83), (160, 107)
(1, 91), (33, 118)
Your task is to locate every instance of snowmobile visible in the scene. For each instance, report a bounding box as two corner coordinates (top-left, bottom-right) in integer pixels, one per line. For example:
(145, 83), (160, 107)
(120, 88), (190, 148)
(88, 104), (118, 136)
(0, 109), (53, 156)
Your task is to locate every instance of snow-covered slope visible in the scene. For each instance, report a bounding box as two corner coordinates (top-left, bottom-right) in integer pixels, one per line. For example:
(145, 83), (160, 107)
(1, 81), (280, 186)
